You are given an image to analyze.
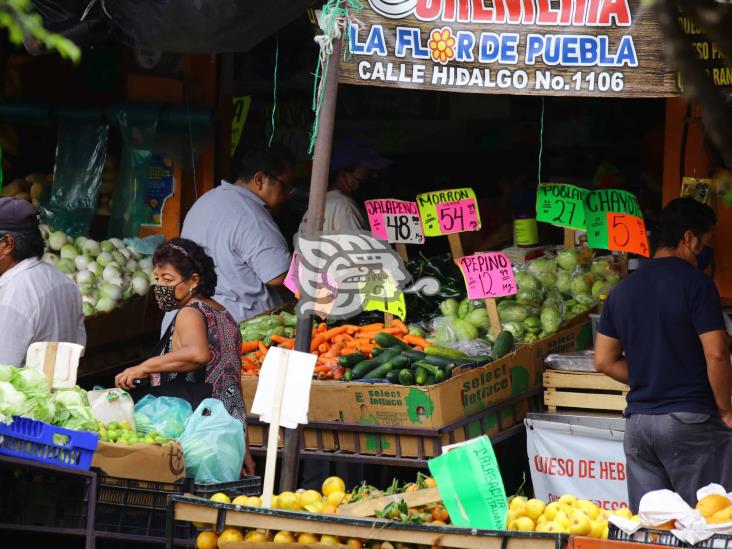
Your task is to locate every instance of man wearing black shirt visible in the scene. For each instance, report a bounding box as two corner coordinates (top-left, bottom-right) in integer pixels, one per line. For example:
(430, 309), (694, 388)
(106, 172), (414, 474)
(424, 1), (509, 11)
(595, 198), (732, 510)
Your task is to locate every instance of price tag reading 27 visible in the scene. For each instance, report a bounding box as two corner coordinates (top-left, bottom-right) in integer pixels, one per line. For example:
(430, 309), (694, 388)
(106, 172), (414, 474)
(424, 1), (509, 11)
(365, 200), (425, 244)
(457, 252), (517, 300)
(417, 188), (481, 237)
(536, 183), (588, 230)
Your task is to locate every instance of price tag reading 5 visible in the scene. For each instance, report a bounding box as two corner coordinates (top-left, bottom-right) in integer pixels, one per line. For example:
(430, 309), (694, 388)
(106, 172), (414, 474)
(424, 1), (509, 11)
(607, 213), (649, 257)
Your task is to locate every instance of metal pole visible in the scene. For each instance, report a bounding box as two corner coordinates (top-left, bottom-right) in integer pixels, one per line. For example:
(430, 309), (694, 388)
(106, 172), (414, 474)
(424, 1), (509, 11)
(279, 36), (343, 492)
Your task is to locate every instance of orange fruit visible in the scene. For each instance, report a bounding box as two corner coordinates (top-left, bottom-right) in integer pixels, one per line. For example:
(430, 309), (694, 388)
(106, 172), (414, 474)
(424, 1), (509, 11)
(424, 477), (437, 488)
(297, 532), (319, 543)
(345, 538), (363, 548)
(696, 494), (732, 518)
(217, 528), (244, 548)
(322, 476), (346, 497)
(196, 530), (218, 549)
(320, 534), (341, 545)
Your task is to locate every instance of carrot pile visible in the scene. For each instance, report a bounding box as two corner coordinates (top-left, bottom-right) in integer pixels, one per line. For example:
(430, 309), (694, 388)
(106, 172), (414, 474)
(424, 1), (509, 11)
(240, 318), (432, 380)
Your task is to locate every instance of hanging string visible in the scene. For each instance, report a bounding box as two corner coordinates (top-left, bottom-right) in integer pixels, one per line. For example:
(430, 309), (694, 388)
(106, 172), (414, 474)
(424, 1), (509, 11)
(537, 96), (545, 185)
(308, 0), (363, 154)
(269, 33), (279, 147)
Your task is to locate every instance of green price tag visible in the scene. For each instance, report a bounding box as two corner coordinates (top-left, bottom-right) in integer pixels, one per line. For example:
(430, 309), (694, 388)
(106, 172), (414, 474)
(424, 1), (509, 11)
(428, 436), (508, 530)
(583, 189), (647, 254)
(416, 188), (481, 237)
(536, 183), (588, 230)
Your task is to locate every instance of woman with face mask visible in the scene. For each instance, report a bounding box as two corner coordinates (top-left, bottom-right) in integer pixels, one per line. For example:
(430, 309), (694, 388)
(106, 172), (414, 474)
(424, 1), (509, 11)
(115, 238), (255, 475)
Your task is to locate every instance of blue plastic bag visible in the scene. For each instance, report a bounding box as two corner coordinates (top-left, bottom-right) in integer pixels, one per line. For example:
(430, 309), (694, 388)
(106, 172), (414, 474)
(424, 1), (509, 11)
(134, 395), (192, 439)
(178, 398), (244, 483)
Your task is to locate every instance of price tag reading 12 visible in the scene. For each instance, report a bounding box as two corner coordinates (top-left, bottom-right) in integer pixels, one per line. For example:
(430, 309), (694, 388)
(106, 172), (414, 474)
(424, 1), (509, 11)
(416, 188), (481, 237)
(364, 200), (424, 244)
(457, 252), (517, 300)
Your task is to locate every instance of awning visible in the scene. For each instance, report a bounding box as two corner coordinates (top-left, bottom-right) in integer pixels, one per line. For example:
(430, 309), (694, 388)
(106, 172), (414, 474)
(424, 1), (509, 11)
(30, 0), (315, 54)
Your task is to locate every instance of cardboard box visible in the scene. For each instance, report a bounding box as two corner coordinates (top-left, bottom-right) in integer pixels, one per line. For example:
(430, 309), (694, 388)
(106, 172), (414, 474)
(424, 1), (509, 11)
(243, 346), (532, 431)
(92, 441), (185, 482)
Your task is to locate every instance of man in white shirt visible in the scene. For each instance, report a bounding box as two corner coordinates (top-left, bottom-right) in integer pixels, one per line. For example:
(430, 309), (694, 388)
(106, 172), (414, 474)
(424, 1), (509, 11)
(0, 198), (85, 366)
(298, 139), (390, 236)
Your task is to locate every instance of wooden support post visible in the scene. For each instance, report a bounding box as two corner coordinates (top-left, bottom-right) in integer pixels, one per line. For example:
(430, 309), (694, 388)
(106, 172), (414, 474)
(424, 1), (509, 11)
(563, 228), (576, 248)
(282, 36), (343, 493)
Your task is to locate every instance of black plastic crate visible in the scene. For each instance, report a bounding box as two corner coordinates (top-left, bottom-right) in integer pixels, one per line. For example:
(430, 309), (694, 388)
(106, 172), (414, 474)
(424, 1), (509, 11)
(94, 474), (192, 539)
(189, 476), (262, 499)
(0, 464), (90, 529)
(609, 523), (732, 548)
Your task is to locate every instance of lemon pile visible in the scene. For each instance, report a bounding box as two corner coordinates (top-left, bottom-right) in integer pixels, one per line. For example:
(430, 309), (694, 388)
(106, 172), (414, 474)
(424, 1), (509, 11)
(697, 494), (732, 524)
(507, 494), (635, 537)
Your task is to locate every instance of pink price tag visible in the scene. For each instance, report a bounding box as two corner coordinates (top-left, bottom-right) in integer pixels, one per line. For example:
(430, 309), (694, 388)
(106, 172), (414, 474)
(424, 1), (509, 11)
(365, 200), (389, 241)
(437, 198), (480, 234)
(457, 252), (517, 300)
(283, 252), (301, 295)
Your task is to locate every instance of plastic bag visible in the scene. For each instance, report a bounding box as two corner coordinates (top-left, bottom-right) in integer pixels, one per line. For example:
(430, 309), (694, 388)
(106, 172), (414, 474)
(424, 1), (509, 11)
(88, 388), (136, 430)
(38, 121), (108, 237)
(178, 398), (244, 483)
(123, 234), (165, 257)
(134, 395), (192, 439)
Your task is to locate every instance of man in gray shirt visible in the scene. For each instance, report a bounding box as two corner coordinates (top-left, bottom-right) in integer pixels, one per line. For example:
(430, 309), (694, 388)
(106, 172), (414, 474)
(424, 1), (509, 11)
(0, 198), (85, 365)
(163, 145), (294, 331)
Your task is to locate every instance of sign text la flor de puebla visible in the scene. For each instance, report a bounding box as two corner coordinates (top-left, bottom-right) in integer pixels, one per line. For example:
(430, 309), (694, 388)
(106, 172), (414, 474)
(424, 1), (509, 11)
(339, 0), (680, 97)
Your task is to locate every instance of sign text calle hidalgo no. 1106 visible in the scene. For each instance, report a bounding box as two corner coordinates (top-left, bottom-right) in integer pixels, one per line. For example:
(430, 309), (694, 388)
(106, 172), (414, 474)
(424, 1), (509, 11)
(340, 0), (679, 98)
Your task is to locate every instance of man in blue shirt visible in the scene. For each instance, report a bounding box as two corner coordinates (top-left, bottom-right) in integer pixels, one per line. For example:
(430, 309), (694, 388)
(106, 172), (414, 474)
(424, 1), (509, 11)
(163, 144), (294, 333)
(596, 198), (731, 509)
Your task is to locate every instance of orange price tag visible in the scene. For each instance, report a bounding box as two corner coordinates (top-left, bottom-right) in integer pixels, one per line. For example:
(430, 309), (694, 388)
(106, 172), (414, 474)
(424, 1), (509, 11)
(606, 212), (649, 257)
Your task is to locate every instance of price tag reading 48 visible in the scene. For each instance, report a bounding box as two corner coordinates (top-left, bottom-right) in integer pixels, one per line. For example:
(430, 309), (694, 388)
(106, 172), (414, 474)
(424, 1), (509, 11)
(457, 252), (517, 300)
(365, 200), (425, 244)
(417, 188), (481, 237)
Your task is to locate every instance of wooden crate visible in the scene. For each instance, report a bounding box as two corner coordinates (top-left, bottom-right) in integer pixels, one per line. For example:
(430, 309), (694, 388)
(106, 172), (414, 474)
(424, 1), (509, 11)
(168, 495), (566, 549)
(543, 370), (628, 413)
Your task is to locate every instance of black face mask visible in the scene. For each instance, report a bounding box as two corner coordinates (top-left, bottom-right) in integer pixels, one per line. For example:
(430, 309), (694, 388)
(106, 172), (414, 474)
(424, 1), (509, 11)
(153, 281), (184, 312)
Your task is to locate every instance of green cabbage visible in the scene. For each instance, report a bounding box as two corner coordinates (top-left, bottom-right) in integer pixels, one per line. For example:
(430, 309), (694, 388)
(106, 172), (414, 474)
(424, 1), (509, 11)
(451, 318), (479, 341)
(0, 381), (26, 420)
(541, 308), (562, 335)
(498, 303), (530, 323)
(570, 274), (593, 296)
(523, 316), (542, 334)
(51, 388), (97, 432)
(514, 272), (542, 291)
(21, 396), (56, 423)
(536, 271), (557, 288)
(516, 288), (544, 307)
(439, 299), (460, 317)
(502, 321), (526, 340)
(591, 257), (614, 278)
(557, 249), (580, 271)
(528, 258), (557, 276)
(465, 308), (489, 330)
(0, 365), (14, 382)
(458, 299), (470, 319)
(556, 271), (572, 295)
(11, 368), (50, 398)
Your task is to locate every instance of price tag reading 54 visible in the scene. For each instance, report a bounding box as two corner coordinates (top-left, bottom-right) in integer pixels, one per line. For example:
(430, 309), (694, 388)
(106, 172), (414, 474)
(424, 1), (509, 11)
(417, 188), (481, 237)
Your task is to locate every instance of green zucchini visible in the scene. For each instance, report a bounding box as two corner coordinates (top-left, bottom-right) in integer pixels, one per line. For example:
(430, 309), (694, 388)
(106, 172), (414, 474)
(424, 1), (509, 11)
(343, 369), (352, 382)
(398, 369), (415, 386)
(425, 374), (436, 385)
(423, 355), (460, 368)
(339, 352), (367, 368)
(391, 355), (411, 369)
(413, 361), (443, 378)
(490, 330), (515, 360)
(371, 347), (385, 357)
(363, 360), (395, 380)
(402, 350), (427, 362)
(423, 345), (469, 360)
(351, 349), (400, 379)
(385, 370), (401, 384)
(374, 332), (410, 350)
(415, 366), (428, 386)
(434, 370), (446, 384)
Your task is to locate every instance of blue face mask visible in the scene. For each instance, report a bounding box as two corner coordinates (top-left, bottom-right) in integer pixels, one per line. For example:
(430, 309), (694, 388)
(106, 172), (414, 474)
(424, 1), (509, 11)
(695, 244), (714, 271)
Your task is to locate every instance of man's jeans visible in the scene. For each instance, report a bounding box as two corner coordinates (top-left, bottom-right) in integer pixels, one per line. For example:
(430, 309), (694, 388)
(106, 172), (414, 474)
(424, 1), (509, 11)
(624, 413), (732, 510)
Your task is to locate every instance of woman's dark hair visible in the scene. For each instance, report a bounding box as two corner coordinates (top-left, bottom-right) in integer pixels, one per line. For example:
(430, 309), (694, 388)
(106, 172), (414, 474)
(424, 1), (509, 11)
(152, 238), (217, 298)
(234, 143), (295, 182)
(6, 228), (45, 260)
(653, 197), (716, 249)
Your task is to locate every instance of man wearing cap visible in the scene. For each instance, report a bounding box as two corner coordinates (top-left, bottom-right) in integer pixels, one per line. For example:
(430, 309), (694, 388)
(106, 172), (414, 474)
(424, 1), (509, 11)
(298, 140), (391, 236)
(0, 198), (85, 366)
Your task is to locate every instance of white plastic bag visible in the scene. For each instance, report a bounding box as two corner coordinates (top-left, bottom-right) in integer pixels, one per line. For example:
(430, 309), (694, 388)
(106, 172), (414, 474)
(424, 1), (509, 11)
(88, 388), (136, 430)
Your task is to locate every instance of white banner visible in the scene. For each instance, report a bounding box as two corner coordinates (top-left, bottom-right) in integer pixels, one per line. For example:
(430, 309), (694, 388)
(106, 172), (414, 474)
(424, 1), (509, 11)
(526, 418), (629, 511)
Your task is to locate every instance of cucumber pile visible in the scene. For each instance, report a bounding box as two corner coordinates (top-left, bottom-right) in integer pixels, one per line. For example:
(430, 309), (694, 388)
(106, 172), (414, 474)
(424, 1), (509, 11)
(339, 331), (514, 386)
